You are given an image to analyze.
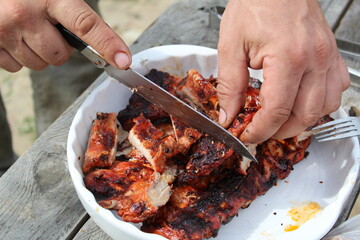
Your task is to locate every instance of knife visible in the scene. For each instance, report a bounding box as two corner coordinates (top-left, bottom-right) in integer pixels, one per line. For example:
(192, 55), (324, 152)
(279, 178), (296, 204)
(55, 24), (257, 162)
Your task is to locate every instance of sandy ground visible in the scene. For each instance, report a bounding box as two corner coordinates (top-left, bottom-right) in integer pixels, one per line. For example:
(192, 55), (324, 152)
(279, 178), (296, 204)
(1, 0), (359, 222)
(0, 0), (175, 155)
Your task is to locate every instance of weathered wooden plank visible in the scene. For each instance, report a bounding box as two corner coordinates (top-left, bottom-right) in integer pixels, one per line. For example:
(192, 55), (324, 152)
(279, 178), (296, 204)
(73, 218), (112, 240)
(0, 113), (88, 239)
(131, 0), (227, 53)
(0, 75), (113, 239)
(335, 0), (360, 43)
(318, 0), (352, 29)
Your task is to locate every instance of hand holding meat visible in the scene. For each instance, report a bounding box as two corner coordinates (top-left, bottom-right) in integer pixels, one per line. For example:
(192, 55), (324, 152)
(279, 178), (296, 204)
(0, 0), (131, 72)
(216, 0), (350, 144)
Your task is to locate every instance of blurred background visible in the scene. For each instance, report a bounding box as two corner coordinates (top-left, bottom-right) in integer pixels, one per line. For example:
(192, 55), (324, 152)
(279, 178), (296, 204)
(0, 0), (175, 156)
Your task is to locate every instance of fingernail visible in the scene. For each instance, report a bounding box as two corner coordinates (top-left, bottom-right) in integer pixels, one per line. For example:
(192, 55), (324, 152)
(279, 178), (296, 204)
(219, 108), (227, 124)
(114, 51), (130, 69)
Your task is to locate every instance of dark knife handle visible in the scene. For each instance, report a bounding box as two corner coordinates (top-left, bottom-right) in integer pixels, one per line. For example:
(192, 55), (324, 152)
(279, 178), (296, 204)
(55, 24), (88, 51)
(55, 23), (108, 68)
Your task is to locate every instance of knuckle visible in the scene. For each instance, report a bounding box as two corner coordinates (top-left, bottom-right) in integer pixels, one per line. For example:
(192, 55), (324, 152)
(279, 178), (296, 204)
(96, 35), (116, 53)
(71, 10), (115, 54)
(313, 34), (331, 66)
(72, 10), (98, 37)
(216, 83), (232, 98)
(216, 81), (246, 100)
(301, 112), (321, 127)
(267, 106), (291, 126)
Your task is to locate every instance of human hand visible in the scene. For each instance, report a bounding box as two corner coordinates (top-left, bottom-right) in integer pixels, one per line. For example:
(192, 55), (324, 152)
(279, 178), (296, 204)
(0, 0), (131, 72)
(216, 0), (350, 144)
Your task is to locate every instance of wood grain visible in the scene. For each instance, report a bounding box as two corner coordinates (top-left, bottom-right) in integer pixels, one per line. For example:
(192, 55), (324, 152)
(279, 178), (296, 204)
(335, 0), (360, 42)
(0, 108), (88, 239)
(318, 0), (352, 29)
(73, 218), (111, 240)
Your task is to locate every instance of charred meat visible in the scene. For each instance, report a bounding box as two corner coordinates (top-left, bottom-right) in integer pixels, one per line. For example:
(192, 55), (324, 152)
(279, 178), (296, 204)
(82, 69), (329, 239)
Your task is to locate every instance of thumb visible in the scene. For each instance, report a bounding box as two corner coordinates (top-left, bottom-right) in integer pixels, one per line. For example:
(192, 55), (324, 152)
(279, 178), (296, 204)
(216, 46), (249, 128)
(48, 0), (131, 69)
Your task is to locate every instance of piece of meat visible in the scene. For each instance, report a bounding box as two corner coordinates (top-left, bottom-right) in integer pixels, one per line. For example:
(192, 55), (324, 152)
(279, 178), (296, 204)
(185, 136), (233, 176)
(84, 160), (153, 197)
(171, 116), (202, 155)
(128, 113), (179, 173)
(83, 112), (118, 174)
(176, 69), (219, 121)
(142, 134), (312, 240)
(145, 69), (184, 95)
(85, 146), (177, 223)
(226, 83), (262, 174)
(99, 166), (177, 223)
(227, 84), (260, 138)
(117, 69), (182, 131)
(117, 93), (169, 131)
(83, 70), (320, 240)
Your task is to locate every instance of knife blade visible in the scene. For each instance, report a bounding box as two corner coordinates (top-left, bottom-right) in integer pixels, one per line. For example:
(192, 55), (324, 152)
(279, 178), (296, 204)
(55, 24), (257, 162)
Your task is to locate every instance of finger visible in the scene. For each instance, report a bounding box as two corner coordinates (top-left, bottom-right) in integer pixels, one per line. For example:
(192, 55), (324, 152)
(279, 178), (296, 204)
(273, 70), (327, 139)
(6, 41), (48, 71)
(240, 57), (302, 144)
(23, 20), (73, 66)
(0, 49), (22, 72)
(48, 0), (131, 69)
(217, 46), (249, 128)
(216, 7), (249, 128)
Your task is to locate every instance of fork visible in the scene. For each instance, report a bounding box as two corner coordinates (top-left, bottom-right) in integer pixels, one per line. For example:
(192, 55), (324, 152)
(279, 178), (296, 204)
(311, 117), (360, 142)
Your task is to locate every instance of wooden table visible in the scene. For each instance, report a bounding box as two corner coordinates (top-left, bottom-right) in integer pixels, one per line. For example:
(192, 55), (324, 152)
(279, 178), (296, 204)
(0, 0), (359, 239)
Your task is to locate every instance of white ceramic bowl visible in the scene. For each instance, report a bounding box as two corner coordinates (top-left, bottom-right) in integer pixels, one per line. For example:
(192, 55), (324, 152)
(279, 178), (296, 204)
(67, 45), (360, 240)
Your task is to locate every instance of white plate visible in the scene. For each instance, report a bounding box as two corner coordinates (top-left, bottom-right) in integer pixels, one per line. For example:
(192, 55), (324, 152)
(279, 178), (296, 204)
(67, 45), (360, 240)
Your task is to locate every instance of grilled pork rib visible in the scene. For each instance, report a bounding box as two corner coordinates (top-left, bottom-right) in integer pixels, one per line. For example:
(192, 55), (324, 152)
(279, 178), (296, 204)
(83, 69), (325, 239)
(176, 69), (218, 121)
(128, 114), (179, 173)
(85, 152), (177, 222)
(83, 112), (118, 174)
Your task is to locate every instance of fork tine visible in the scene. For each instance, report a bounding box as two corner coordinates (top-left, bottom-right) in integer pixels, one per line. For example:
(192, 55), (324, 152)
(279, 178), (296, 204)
(312, 117), (354, 130)
(312, 117), (360, 142)
(316, 130), (359, 142)
(313, 121), (355, 135)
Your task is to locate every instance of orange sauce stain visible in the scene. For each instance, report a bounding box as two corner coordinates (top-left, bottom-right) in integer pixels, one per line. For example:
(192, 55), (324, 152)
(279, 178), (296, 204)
(284, 202), (322, 232)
